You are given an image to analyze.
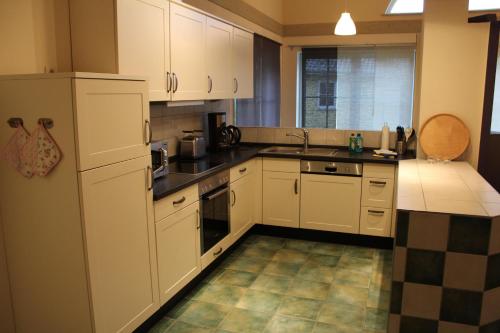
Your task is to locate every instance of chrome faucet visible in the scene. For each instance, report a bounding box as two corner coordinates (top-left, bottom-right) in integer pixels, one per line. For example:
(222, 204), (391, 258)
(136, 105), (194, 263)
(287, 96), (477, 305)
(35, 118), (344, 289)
(286, 128), (309, 151)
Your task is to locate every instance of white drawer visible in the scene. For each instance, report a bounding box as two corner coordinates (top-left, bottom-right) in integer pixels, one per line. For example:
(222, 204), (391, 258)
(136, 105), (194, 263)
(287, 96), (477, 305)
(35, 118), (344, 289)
(230, 158), (255, 183)
(263, 158), (300, 173)
(200, 234), (233, 270)
(360, 207), (391, 237)
(363, 163), (395, 180)
(154, 184), (199, 222)
(362, 177), (394, 209)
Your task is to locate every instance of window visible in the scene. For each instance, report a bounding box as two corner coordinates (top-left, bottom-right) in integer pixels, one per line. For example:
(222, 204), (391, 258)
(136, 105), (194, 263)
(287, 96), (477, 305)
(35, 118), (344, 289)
(235, 34), (281, 127)
(319, 81), (335, 109)
(299, 46), (416, 130)
(386, 0), (424, 14)
(469, 0), (500, 11)
(491, 37), (500, 133)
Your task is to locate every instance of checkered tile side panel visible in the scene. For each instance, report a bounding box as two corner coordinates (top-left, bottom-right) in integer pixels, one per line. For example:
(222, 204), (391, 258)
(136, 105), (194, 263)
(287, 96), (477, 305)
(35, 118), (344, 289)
(389, 211), (500, 333)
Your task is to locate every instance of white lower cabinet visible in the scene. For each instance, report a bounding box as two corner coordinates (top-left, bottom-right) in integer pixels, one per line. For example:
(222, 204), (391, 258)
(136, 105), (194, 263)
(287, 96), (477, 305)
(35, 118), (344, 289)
(263, 170), (300, 228)
(300, 173), (361, 233)
(230, 173), (255, 242)
(360, 207), (392, 237)
(156, 201), (201, 305)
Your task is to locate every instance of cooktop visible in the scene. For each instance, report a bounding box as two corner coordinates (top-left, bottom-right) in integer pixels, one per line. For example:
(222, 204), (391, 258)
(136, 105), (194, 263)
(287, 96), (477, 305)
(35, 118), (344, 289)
(170, 157), (225, 175)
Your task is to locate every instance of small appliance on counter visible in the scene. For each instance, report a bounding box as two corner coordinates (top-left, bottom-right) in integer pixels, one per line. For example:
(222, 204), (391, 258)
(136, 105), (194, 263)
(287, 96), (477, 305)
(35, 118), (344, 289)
(179, 130), (207, 159)
(151, 140), (169, 179)
(206, 112), (241, 151)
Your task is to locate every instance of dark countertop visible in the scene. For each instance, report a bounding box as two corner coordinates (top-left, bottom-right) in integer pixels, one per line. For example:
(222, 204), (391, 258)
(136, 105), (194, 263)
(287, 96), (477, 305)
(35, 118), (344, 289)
(153, 144), (415, 201)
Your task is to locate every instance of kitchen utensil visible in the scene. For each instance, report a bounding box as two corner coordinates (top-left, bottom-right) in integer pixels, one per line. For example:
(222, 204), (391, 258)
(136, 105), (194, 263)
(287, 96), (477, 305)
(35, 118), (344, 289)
(179, 130), (207, 159)
(419, 114), (470, 161)
(405, 127), (415, 142)
(1, 125), (33, 178)
(29, 122), (62, 177)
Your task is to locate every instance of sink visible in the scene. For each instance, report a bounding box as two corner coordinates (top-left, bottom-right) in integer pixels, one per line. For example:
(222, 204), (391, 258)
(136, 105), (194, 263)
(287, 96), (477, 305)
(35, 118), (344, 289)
(302, 148), (338, 156)
(260, 146), (338, 157)
(261, 146), (304, 154)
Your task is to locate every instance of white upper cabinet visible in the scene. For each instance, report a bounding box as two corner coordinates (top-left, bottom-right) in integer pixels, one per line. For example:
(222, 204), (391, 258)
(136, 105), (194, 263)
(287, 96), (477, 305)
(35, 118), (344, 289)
(73, 78), (151, 171)
(232, 27), (254, 99)
(116, 0), (171, 101)
(206, 17), (234, 99)
(71, 0), (254, 102)
(170, 3), (207, 101)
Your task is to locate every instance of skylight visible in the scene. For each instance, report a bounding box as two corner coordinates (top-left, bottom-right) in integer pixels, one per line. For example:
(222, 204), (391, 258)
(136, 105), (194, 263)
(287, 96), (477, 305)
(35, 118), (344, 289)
(386, 0), (424, 14)
(469, 0), (500, 11)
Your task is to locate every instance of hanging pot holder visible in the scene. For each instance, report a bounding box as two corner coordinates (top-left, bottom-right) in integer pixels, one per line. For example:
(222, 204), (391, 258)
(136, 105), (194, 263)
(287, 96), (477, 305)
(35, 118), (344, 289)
(0, 125), (33, 178)
(30, 123), (62, 177)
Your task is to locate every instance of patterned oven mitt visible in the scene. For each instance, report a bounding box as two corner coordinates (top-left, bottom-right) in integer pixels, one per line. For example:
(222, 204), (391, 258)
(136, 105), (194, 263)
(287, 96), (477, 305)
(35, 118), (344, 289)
(0, 126), (33, 178)
(28, 122), (62, 177)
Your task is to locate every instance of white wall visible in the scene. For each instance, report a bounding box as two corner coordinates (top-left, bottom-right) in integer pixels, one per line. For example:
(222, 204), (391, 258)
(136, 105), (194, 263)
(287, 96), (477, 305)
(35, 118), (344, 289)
(418, 0), (489, 167)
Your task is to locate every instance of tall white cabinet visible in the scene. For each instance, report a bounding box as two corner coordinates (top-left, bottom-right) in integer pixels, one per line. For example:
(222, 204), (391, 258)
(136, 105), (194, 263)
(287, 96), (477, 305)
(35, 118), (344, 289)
(70, 0), (254, 102)
(0, 73), (158, 333)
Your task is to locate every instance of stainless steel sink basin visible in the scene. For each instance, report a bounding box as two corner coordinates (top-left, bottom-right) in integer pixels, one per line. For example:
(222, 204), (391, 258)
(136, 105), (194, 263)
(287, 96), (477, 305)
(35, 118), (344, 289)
(302, 147), (338, 156)
(261, 146), (304, 154)
(260, 146), (338, 157)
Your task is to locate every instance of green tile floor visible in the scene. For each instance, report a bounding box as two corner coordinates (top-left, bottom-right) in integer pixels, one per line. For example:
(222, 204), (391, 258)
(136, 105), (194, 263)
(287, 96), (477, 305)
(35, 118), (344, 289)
(148, 235), (393, 333)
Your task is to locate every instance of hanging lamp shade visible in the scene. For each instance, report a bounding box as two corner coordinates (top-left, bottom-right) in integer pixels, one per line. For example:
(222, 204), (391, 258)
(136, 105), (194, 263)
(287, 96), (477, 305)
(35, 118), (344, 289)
(334, 12), (357, 36)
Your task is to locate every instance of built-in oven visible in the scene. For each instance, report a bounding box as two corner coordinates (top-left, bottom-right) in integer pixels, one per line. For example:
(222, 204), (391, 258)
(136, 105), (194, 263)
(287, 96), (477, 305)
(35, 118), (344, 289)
(198, 170), (230, 255)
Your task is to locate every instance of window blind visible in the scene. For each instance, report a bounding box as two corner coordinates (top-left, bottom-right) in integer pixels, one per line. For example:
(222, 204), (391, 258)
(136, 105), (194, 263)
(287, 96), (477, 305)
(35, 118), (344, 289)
(301, 46), (416, 131)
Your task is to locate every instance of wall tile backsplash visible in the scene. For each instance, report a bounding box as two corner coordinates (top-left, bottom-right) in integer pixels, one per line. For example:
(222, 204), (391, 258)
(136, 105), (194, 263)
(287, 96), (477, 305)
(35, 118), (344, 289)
(239, 127), (397, 149)
(150, 100), (230, 156)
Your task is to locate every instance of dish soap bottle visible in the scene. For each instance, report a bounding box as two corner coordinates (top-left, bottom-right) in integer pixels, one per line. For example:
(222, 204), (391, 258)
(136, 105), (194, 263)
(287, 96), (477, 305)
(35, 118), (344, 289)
(381, 122), (390, 150)
(355, 133), (363, 153)
(349, 133), (356, 152)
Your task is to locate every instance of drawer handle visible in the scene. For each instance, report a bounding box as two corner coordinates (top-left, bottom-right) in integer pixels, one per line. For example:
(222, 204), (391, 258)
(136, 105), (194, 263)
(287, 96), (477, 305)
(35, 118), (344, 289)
(368, 210), (385, 216)
(239, 167), (247, 173)
(294, 179), (298, 194)
(369, 180), (387, 186)
(172, 196), (186, 206)
(196, 209), (200, 230)
(213, 247), (223, 257)
(147, 166), (153, 191)
(145, 120), (152, 145)
(231, 190), (236, 207)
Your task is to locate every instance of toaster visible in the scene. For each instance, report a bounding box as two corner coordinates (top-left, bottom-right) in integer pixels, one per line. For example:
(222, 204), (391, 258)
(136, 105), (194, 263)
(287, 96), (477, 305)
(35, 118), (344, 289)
(179, 131), (207, 159)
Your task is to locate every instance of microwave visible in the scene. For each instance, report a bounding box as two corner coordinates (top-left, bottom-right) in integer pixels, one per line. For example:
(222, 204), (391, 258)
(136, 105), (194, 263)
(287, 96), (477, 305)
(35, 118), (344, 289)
(151, 140), (168, 179)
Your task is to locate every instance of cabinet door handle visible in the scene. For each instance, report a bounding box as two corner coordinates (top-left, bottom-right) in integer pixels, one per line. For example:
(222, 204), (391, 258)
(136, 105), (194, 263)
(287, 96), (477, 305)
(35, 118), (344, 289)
(369, 180), (387, 186)
(231, 190), (236, 207)
(208, 75), (213, 93)
(172, 196), (186, 206)
(239, 167), (247, 173)
(145, 120), (152, 145)
(166, 72), (172, 92)
(213, 247), (223, 257)
(196, 209), (200, 230)
(147, 166), (153, 191)
(172, 73), (178, 93)
(368, 210), (385, 216)
(233, 78), (238, 93)
(294, 179), (298, 194)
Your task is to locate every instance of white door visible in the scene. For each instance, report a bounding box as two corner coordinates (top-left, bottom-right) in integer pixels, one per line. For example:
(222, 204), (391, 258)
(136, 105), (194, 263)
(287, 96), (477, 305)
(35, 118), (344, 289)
(206, 17), (233, 99)
(116, 0), (171, 101)
(300, 174), (361, 233)
(232, 27), (253, 98)
(230, 175), (254, 242)
(170, 3), (207, 100)
(263, 171), (300, 228)
(73, 78), (150, 171)
(156, 202), (201, 305)
(79, 156), (159, 333)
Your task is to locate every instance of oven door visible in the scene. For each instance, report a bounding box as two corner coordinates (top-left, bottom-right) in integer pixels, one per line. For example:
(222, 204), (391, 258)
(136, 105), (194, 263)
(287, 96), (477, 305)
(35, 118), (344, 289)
(200, 185), (230, 254)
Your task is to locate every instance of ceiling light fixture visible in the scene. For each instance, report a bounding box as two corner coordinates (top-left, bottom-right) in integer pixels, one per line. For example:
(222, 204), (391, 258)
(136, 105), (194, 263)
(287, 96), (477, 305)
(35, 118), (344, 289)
(334, 0), (357, 36)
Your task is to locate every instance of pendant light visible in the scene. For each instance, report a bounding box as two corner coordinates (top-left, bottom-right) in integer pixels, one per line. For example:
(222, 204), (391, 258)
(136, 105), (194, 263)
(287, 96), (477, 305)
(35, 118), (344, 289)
(334, 0), (357, 36)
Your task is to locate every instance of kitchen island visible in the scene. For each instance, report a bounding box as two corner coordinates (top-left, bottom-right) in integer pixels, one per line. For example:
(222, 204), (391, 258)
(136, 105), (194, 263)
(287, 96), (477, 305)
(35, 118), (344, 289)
(390, 160), (500, 333)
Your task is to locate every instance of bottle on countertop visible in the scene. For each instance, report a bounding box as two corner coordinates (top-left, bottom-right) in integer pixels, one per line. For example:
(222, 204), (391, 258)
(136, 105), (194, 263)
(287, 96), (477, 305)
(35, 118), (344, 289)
(381, 122), (390, 150)
(348, 133), (356, 152)
(355, 133), (363, 153)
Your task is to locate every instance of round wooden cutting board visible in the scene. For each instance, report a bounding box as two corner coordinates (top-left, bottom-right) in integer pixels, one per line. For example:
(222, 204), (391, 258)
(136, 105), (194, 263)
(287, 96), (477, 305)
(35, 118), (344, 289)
(419, 114), (470, 160)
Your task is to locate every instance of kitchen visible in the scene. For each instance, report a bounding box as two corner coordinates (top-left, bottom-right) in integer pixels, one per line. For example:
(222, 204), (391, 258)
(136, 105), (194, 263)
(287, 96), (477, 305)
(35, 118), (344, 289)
(0, 0), (499, 333)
